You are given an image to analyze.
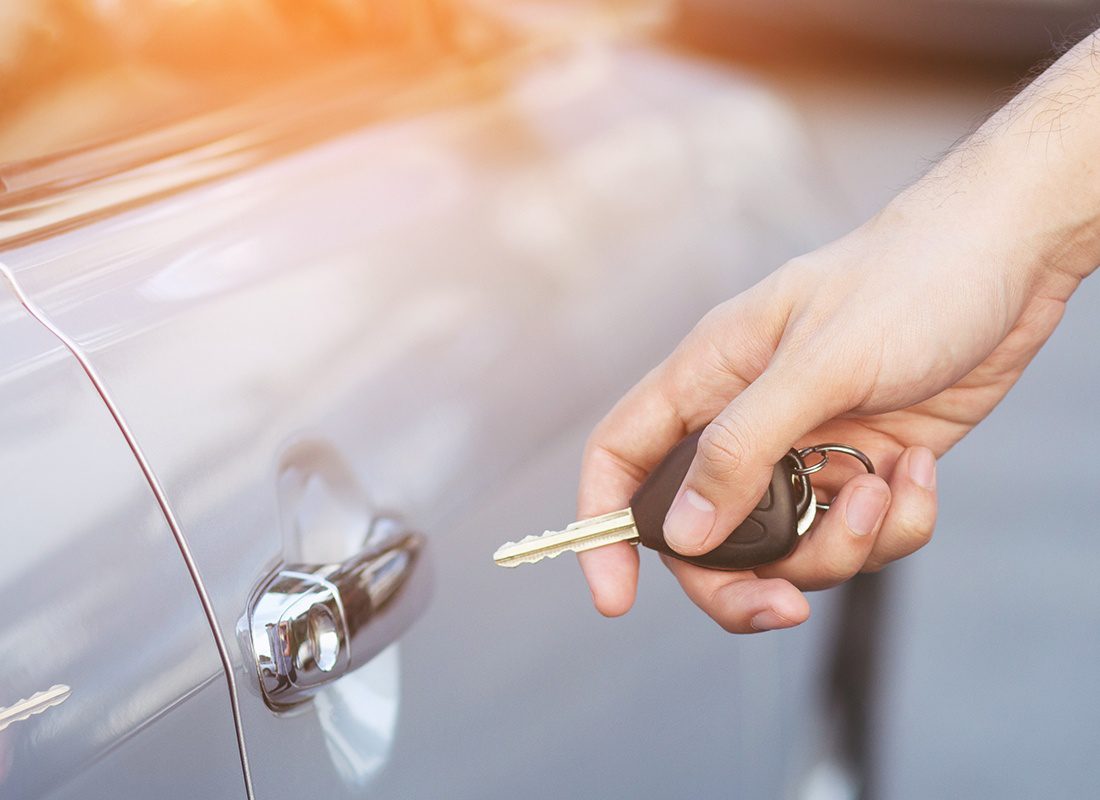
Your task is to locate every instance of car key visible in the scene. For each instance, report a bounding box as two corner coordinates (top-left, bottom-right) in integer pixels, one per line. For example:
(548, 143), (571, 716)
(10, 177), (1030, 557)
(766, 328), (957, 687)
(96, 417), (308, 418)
(493, 430), (874, 571)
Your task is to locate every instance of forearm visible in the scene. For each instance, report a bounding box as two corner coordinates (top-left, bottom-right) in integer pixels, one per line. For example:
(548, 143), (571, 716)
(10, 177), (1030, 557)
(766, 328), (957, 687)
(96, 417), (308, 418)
(893, 30), (1100, 290)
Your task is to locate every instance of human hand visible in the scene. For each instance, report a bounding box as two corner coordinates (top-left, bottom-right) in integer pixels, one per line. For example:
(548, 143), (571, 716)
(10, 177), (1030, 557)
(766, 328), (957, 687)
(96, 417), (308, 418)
(575, 32), (1100, 630)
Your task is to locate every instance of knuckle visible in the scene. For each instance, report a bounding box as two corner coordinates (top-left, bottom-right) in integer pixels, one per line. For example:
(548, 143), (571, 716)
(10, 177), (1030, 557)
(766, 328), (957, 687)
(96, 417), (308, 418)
(697, 418), (749, 483)
(716, 616), (747, 635)
(872, 513), (935, 569)
(694, 301), (735, 334)
(819, 549), (861, 586)
(580, 433), (603, 466)
(703, 584), (749, 634)
(790, 542), (860, 590)
(711, 605), (750, 634)
(582, 420), (614, 461)
(781, 254), (816, 274)
(892, 512), (936, 554)
(771, 256), (817, 295)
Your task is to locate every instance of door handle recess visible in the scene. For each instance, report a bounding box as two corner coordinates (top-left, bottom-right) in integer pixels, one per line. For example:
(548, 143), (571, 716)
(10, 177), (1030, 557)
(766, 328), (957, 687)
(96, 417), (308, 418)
(241, 516), (431, 711)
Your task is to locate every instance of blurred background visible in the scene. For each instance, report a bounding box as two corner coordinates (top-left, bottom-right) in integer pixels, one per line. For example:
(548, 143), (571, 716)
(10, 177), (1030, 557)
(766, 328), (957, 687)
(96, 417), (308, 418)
(2, 1), (1099, 799)
(5, 0), (1095, 164)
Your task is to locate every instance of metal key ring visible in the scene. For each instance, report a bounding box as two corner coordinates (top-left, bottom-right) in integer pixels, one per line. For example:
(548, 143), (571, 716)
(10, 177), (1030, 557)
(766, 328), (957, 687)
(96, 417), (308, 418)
(791, 444), (876, 512)
(794, 450), (829, 476)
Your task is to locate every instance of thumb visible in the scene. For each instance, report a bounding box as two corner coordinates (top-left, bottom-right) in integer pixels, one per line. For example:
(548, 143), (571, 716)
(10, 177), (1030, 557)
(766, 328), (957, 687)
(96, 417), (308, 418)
(663, 361), (839, 556)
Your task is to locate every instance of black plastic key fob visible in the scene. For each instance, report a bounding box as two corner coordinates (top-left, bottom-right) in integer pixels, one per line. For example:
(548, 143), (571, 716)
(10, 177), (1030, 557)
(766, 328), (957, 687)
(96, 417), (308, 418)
(629, 430), (802, 570)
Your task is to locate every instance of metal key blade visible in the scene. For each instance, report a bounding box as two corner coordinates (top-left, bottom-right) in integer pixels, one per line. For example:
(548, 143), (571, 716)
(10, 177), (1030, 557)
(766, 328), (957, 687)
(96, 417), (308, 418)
(0, 684), (72, 733)
(493, 509), (639, 567)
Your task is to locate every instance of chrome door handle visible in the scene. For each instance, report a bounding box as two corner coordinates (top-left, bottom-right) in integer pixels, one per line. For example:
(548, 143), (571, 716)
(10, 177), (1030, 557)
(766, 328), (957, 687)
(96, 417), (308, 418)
(240, 516), (431, 711)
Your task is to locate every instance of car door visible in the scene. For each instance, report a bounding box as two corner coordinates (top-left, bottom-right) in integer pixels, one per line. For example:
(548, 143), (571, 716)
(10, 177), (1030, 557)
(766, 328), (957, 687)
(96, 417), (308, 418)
(0, 275), (248, 799)
(1, 7), (851, 800)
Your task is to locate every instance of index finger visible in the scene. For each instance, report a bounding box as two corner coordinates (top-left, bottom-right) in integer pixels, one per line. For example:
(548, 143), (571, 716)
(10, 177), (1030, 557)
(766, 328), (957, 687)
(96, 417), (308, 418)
(577, 368), (691, 519)
(575, 296), (787, 613)
(576, 374), (688, 616)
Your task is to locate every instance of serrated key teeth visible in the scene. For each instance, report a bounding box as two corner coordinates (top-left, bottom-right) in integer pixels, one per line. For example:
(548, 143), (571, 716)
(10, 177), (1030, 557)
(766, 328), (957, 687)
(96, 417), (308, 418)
(495, 533), (544, 550)
(493, 508), (640, 569)
(492, 544), (539, 566)
(0, 684), (72, 732)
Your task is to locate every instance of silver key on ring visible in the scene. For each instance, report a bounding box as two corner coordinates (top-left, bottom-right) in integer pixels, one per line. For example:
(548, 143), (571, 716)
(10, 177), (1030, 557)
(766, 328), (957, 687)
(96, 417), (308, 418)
(494, 434), (875, 571)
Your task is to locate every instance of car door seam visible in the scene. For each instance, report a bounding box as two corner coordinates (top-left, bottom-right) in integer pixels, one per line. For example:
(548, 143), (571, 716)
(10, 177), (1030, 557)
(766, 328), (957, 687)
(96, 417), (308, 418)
(0, 261), (256, 800)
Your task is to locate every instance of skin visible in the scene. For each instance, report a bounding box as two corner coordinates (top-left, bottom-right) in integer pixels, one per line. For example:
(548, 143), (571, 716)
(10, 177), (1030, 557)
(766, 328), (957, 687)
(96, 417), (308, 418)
(576, 31), (1100, 632)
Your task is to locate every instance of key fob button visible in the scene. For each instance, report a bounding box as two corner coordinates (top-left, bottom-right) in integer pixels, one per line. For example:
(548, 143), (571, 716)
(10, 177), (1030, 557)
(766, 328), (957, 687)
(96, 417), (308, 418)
(728, 517), (766, 545)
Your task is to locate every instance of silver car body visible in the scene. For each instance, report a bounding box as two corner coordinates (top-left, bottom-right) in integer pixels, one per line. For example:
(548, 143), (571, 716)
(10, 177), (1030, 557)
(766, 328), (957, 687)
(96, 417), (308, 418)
(2, 22), (851, 800)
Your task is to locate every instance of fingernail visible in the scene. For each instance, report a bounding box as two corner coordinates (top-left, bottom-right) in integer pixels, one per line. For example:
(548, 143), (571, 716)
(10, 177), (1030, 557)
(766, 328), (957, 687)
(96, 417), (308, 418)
(663, 488), (716, 551)
(845, 486), (888, 536)
(908, 447), (936, 490)
(750, 609), (792, 632)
